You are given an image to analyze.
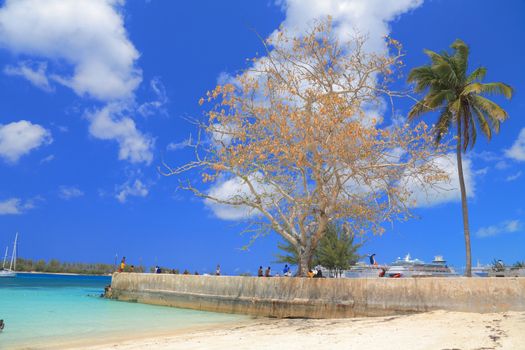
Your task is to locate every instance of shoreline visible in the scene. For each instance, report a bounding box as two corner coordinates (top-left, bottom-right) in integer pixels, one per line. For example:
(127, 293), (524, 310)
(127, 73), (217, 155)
(16, 271), (111, 277)
(67, 310), (525, 350)
(30, 319), (257, 350)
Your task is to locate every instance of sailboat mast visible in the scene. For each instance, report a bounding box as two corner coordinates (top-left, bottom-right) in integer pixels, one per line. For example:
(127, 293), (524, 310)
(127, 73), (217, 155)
(2, 247), (7, 269)
(9, 233), (18, 271)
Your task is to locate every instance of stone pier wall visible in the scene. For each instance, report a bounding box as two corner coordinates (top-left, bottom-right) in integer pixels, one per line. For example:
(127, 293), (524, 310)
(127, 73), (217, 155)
(108, 273), (525, 318)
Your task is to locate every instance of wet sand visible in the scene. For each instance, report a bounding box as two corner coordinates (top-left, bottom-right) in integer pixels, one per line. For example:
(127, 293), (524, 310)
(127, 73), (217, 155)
(74, 310), (525, 350)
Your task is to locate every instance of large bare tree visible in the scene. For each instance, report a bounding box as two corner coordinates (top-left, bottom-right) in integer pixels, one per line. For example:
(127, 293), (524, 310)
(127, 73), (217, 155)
(163, 21), (449, 275)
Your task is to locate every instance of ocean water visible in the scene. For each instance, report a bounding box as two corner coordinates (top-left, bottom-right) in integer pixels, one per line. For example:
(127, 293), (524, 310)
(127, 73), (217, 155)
(0, 273), (248, 349)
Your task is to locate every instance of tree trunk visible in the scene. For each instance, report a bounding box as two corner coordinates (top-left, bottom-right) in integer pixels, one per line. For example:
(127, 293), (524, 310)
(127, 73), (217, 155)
(456, 118), (472, 277)
(297, 246), (313, 277)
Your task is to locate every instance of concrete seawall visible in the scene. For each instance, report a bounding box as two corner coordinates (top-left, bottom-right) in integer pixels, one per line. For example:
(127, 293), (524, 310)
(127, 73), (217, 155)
(108, 273), (525, 318)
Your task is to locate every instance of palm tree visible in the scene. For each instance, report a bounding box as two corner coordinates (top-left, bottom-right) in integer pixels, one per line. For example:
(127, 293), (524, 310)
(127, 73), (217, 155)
(408, 39), (513, 276)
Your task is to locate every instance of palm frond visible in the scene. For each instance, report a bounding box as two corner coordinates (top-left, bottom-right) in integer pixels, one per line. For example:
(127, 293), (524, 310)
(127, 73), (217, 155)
(462, 105), (471, 151)
(451, 39), (469, 78)
(407, 65), (434, 83)
(434, 108), (453, 144)
(408, 39), (510, 152)
(463, 82), (513, 99)
(428, 89), (455, 106)
(423, 49), (447, 65)
(471, 95), (508, 121)
(408, 65), (439, 92)
(449, 98), (462, 115)
(470, 96), (501, 133)
(468, 112), (477, 150)
(431, 60), (458, 85)
(408, 99), (435, 121)
(466, 67), (487, 83)
(471, 104), (492, 140)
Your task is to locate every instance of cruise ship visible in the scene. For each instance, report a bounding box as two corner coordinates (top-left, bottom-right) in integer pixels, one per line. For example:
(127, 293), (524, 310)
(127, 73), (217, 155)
(472, 261), (491, 277)
(385, 254), (457, 278)
(344, 262), (388, 278)
(343, 254), (388, 278)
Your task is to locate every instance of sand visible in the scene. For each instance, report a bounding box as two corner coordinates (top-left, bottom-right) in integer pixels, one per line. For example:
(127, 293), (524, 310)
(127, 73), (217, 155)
(74, 310), (525, 350)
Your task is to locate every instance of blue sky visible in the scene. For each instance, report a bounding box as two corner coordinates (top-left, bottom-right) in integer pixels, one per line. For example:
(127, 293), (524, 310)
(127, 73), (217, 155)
(0, 0), (524, 274)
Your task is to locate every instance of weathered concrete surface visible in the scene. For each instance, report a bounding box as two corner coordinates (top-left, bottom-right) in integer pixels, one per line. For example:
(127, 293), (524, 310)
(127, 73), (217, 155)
(108, 273), (525, 318)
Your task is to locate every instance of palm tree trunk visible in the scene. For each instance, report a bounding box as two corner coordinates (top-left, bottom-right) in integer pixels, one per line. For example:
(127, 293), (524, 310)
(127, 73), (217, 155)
(456, 117), (472, 277)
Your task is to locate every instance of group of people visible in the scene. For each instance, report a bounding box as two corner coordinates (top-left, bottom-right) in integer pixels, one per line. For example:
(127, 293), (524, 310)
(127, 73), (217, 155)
(169, 265), (221, 276)
(257, 266), (272, 277)
(118, 260), (328, 278)
(254, 264), (325, 278)
(117, 257), (135, 273)
(257, 264), (294, 277)
(117, 257), (126, 272)
(117, 259), (330, 278)
(118, 257), (221, 276)
(307, 267), (324, 278)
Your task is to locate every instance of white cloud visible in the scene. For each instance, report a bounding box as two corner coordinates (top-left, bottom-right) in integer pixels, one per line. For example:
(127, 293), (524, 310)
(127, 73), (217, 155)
(210, 123), (235, 149)
(276, 0), (423, 54)
(4, 61), (52, 91)
(404, 153), (475, 208)
(0, 120), (52, 163)
(87, 104), (154, 164)
(476, 219), (523, 238)
(0, 0), (141, 101)
(115, 179), (149, 203)
(0, 0), (155, 164)
(205, 202), (254, 221)
(205, 175), (269, 220)
(167, 138), (191, 151)
(470, 150), (500, 162)
(59, 186), (84, 200)
(495, 160), (510, 170)
(137, 78), (168, 117)
(506, 128), (525, 162)
(0, 197), (36, 215)
(40, 154), (55, 164)
(474, 167), (489, 176)
(470, 151), (510, 172)
(206, 155), (475, 219)
(0, 198), (22, 215)
(505, 171), (522, 182)
(220, 0), (426, 104)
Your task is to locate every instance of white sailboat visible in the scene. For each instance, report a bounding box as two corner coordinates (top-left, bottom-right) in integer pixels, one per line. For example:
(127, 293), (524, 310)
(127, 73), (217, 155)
(0, 233), (18, 278)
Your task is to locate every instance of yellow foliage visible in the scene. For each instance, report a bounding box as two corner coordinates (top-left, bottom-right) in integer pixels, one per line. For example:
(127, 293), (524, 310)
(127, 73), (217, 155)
(180, 19), (450, 271)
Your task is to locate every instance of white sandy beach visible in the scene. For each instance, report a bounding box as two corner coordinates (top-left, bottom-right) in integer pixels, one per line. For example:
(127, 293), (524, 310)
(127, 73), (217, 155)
(76, 310), (525, 350)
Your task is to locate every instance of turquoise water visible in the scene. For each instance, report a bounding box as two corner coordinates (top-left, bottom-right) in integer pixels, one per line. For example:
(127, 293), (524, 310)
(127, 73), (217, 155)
(0, 273), (247, 349)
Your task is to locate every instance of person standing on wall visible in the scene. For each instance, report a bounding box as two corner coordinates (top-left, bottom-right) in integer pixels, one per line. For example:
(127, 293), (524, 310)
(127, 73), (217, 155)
(118, 257), (126, 272)
(369, 254), (377, 266)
